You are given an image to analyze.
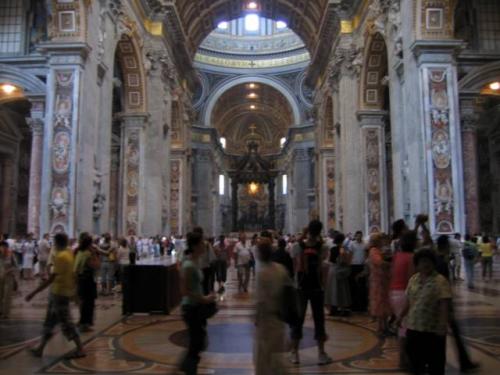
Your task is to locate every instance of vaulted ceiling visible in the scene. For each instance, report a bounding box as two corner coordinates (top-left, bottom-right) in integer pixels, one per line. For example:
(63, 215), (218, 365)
(141, 0), (343, 86)
(212, 82), (294, 155)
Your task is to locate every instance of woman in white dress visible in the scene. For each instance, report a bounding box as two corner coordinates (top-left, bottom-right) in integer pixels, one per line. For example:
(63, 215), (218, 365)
(254, 238), (290, 375)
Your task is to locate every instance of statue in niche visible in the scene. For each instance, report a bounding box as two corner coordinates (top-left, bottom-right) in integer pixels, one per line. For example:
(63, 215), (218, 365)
(28, 0), (49, 51)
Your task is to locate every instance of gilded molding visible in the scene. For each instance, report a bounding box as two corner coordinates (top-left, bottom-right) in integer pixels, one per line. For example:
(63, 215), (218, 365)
(194, 52), (310, 69)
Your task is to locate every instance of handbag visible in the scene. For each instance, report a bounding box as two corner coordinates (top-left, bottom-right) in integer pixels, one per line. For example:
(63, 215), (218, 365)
(279, 284), (300, 325)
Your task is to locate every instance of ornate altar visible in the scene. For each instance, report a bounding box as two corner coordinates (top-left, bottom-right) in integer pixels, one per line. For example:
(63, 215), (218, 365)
(229, 141), (278, 231)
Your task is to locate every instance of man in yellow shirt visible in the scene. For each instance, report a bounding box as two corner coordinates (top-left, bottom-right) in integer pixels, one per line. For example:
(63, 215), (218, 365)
(26, 233), (85, 358)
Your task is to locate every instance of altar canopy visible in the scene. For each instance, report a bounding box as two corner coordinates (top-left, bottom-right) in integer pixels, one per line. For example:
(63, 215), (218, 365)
(228, 141), (278, 231)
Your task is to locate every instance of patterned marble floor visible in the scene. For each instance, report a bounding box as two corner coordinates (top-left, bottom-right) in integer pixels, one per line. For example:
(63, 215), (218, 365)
(1, 260), (500, 374)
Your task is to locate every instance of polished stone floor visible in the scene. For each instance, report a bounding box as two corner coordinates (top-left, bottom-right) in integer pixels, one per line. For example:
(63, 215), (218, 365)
(1, 259), (500, 374)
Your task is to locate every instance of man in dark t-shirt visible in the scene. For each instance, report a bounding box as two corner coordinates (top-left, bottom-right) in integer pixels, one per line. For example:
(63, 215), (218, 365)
(289, 220), (332, 366)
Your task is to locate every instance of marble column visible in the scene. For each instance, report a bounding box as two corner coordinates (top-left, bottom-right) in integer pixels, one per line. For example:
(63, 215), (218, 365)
(119, 113), (148, 236)
(460, 102), (480, 234)
(1, 158), (14, 234)
(38, 43), (90, 235)
(358, 111), (388, 234)
(27, 118), (44, 237)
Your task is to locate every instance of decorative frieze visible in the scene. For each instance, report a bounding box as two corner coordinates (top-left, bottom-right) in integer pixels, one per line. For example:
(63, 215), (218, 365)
(325, 158), (336, 229)
(359, 111), (388, 234)
(424, 68), (459, 233)
(120, 114), (147, 236)
(49, 70), (76, 233)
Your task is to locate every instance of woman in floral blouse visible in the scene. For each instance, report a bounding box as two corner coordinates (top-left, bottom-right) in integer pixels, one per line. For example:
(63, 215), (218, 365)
(397, 248), (452, 375)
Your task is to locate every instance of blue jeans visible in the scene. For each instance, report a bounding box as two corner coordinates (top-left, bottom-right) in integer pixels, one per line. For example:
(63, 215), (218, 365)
(464, 260), (475, 288)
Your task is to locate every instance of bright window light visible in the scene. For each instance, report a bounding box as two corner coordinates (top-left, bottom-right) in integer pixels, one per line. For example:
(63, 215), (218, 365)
(282, 174), (288, 195)
(247, 2), (258, 10)
(280, 137), (286, 148)
(245, 14), (260, 31)
(217, 21), (229, 30)
(219, 175), (225, 195)
(490, 82), (500, 90)
(220, 137), (226, 149)
(1, 84), (17, 95)
(276, 21), (287, 29)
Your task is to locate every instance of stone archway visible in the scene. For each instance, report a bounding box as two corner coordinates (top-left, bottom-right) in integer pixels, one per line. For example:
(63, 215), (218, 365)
(358, 32), (393, 234)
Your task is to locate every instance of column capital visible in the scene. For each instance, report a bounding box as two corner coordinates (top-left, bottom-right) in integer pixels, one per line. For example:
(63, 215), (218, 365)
(357, 110), (389, 127)
(410, 40), (465, 65)
(26, 118), (44, 136)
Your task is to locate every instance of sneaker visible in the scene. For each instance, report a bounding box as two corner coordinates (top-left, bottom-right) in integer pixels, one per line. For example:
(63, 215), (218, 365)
(318, 352), (333, 366)
(289, 350), (300, 364)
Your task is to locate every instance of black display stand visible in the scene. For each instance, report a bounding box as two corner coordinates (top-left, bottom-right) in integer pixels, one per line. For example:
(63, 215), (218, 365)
(122, 264), (180, 315)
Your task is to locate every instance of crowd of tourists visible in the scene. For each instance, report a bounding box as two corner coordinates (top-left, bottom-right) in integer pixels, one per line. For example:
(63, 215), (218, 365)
(178, 215), (495, 375)
(0, 214), (498, 374)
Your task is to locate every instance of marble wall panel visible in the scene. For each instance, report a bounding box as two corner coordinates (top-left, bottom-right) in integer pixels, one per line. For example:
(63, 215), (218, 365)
(49, 70), (75, 233)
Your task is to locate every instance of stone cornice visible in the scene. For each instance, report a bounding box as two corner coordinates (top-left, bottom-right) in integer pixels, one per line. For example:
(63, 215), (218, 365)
(37, 42), (91, 66)
(410, 40), (466, 65)
(357, 109), (389, 127)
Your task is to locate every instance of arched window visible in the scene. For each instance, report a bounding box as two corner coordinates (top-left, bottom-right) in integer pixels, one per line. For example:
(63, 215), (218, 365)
(244, 14), (259, 32)
(0, 1), (24, 55)
(282, 174), (288, 195)
(219, 175), (225, 195)
(220, 137), (226, 149)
